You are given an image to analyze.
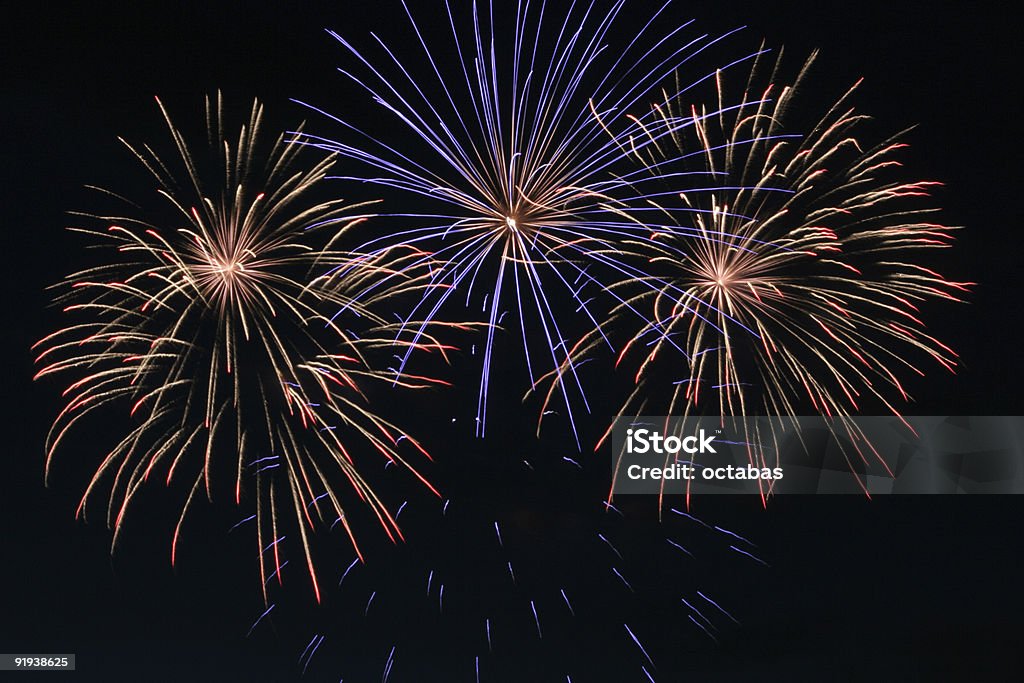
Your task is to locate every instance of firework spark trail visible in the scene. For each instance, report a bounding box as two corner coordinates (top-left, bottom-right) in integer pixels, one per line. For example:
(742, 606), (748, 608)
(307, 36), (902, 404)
(383, 646), (397, 682)
(293, 0), (773, 445)
(34, 94), (453, 602)
(553, 48), (970, 498)
(290, 483), (748, 680)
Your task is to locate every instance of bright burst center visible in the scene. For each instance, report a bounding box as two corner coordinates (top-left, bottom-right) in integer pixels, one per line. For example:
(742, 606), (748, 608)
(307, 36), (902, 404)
(194, 249), (256, 305)
(700, 262), (736, 291)
(215, 258), (245, 279)
(504, 215), (519, 233)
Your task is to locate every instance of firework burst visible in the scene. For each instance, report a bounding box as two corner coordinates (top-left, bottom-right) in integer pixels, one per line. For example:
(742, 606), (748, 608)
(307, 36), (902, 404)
(294, 0), (765, 445)
(564, 49), (971, 494)
(34, 94), (450, 602)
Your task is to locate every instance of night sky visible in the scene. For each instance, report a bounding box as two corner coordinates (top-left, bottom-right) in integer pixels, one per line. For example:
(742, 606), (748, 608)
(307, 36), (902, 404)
(3, 2), (1023, 681)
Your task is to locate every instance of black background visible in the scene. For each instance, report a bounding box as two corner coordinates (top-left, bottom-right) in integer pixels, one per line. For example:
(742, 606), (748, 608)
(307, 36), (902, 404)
(3, 1), (1023, 681)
